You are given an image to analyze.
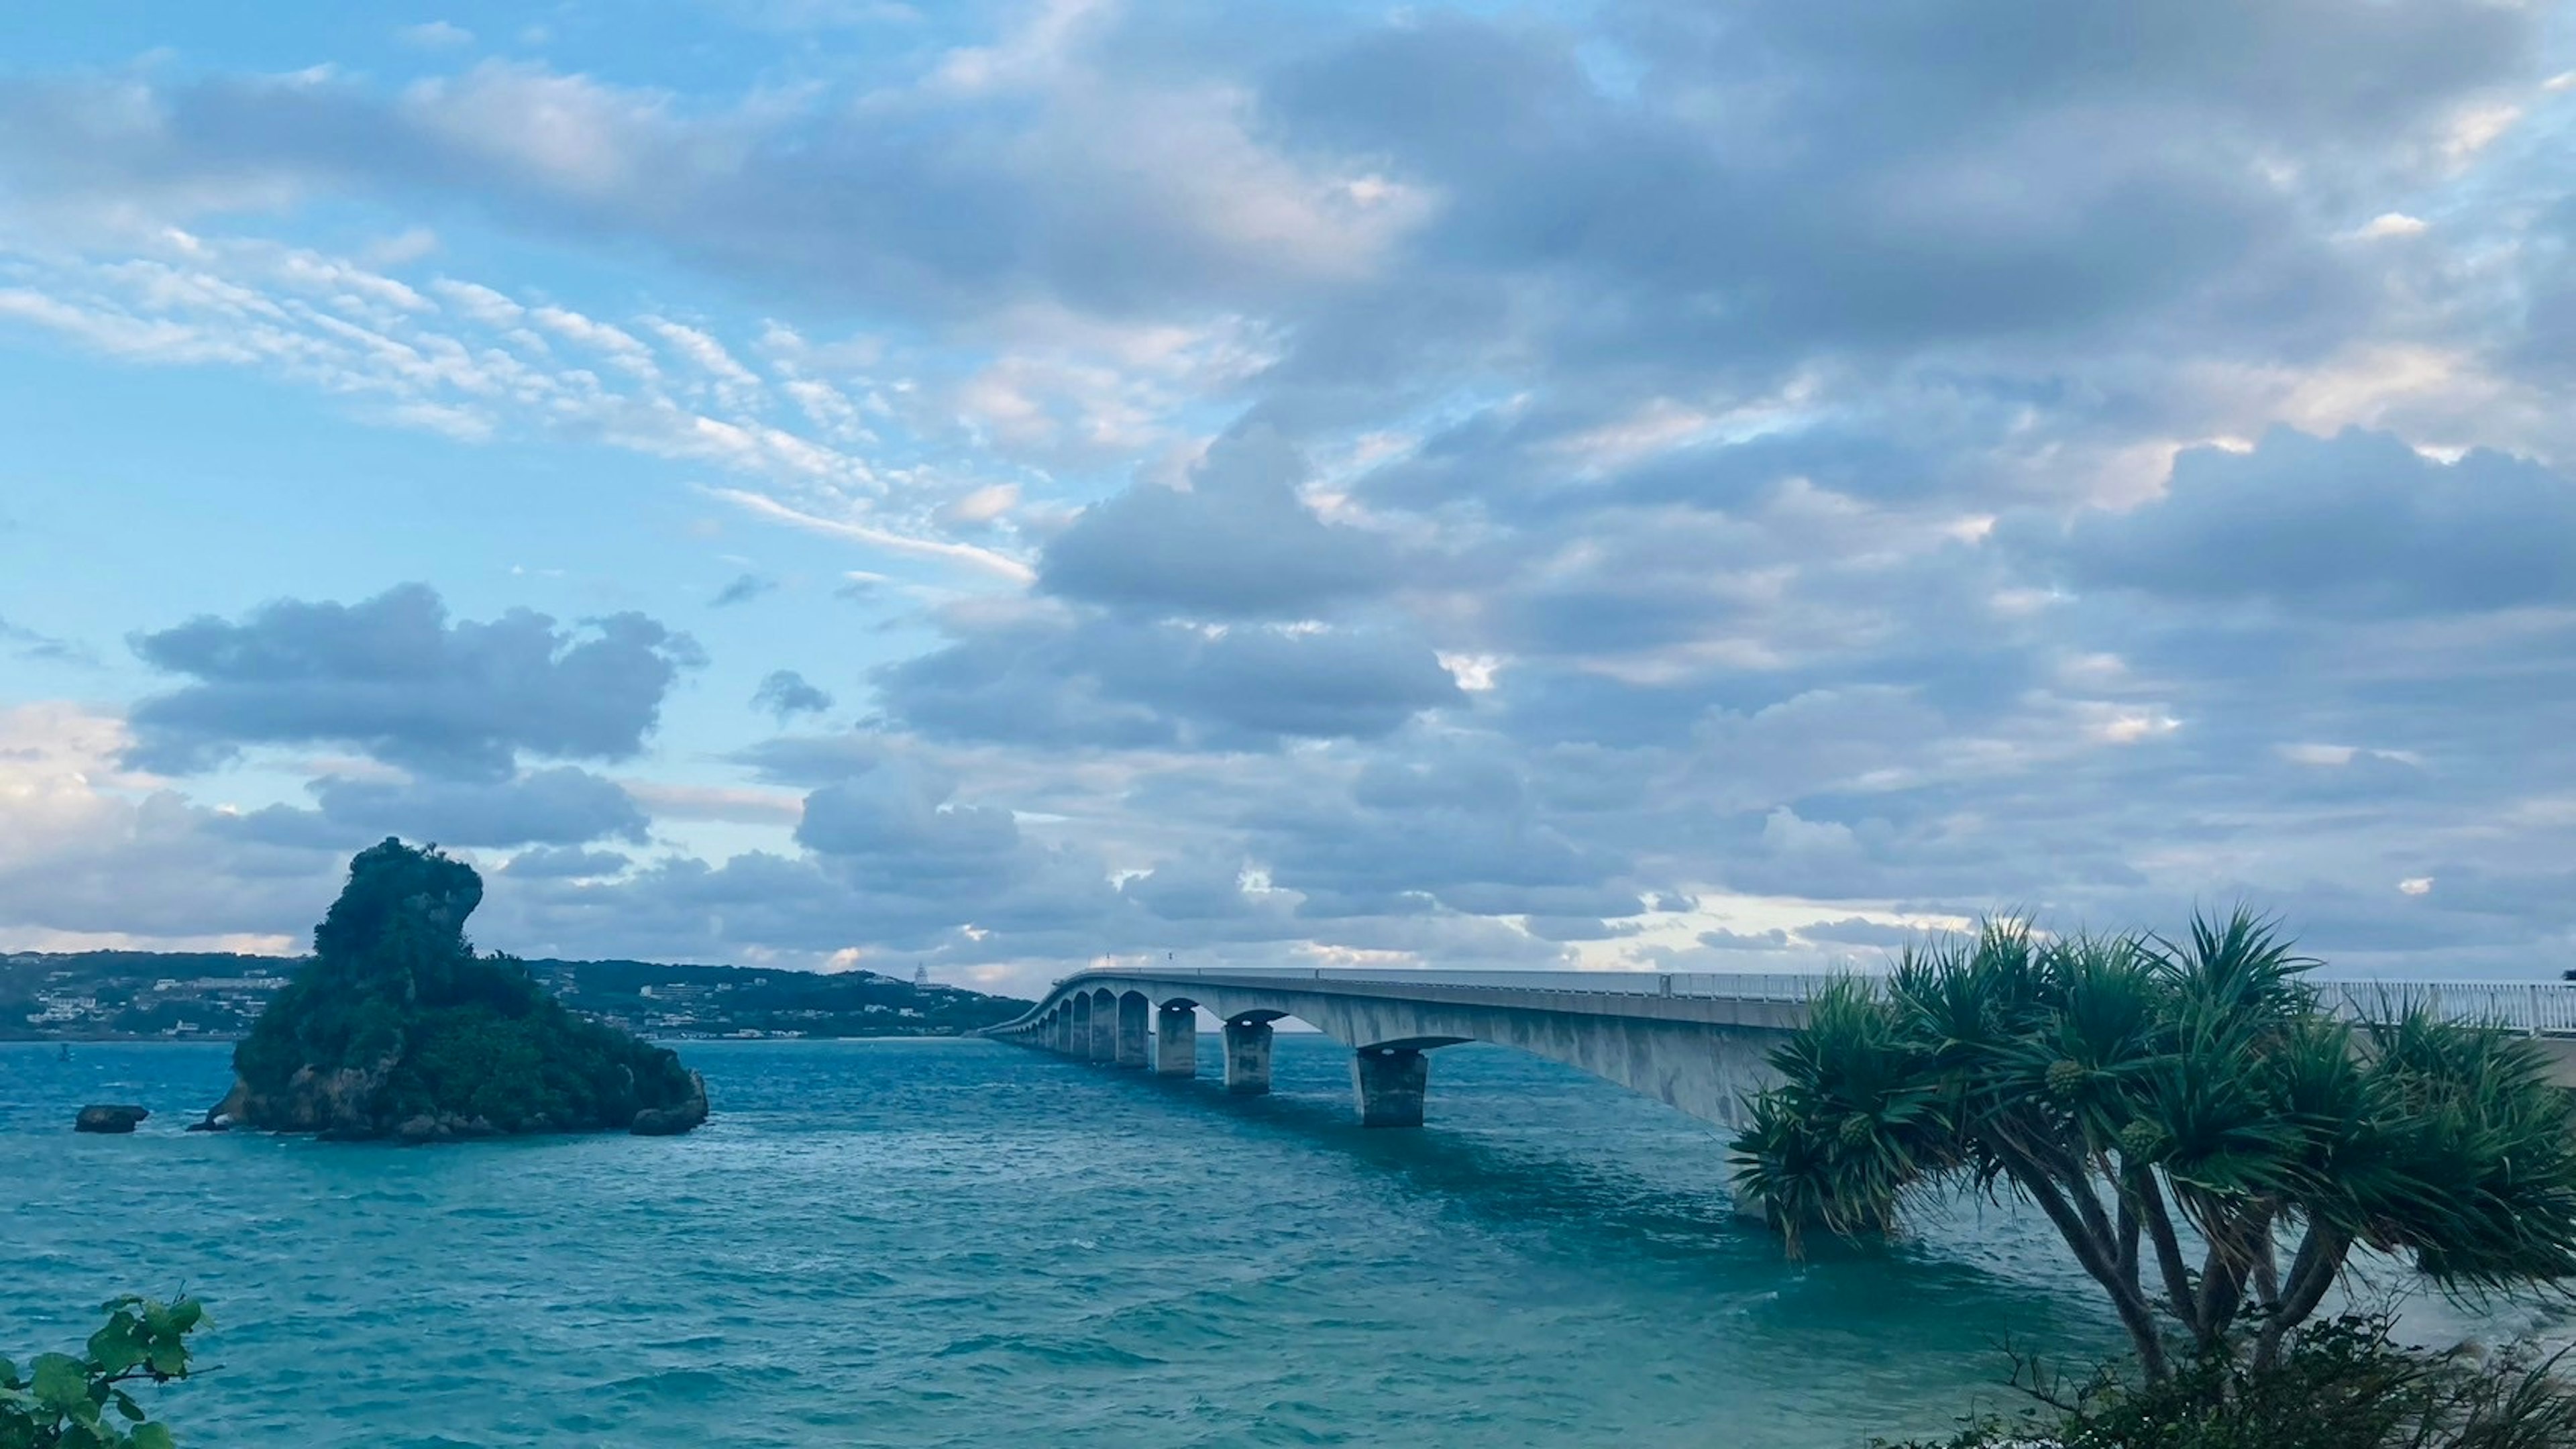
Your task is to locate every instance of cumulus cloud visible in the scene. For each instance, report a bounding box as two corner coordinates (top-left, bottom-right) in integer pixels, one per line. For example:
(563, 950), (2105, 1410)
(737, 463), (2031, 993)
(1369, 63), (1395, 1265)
(125, 584), (702, 780)
(504, 845), (633, 879)
(2036, 427), (2576, 616)
(751, 669), (835, 721)
(1040, 425), (1397, 619)
(879, 608), (1464, 750)
(297, 767), (651, 847)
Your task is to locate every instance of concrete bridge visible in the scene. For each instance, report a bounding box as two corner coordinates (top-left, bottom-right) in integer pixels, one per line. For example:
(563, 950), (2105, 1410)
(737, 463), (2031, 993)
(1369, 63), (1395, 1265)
(987, 968), (2576, 1131)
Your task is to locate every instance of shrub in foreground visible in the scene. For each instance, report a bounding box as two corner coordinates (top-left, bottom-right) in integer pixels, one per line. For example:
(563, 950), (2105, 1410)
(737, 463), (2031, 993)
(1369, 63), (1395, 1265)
(1885, 1313), (2576, 1449)
(1, 1295), (203, 1448)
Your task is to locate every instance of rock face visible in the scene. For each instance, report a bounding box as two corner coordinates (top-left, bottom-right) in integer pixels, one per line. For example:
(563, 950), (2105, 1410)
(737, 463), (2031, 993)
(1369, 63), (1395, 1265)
(214, 839), (708, 1142)
(74, 1104), (150, 1134)
(630, 1071), (710, 1136)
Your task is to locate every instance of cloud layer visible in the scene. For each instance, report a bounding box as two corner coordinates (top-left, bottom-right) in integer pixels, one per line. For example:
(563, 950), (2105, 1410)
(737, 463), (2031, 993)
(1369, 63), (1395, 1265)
(3, 2), (2575, 985)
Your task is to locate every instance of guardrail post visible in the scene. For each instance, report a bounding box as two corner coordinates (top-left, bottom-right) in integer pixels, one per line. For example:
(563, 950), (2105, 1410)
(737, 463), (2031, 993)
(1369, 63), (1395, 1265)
(2532, 984), (2544, 1038)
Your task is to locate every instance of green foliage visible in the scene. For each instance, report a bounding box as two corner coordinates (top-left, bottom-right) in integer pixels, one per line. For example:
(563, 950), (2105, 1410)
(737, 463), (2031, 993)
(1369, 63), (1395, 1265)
(232, 838), (700, 1136)
(0, 1296), (203, 1449)
(1885, 1314), (2576, 1449)
(1733, 909), (2576, 1379)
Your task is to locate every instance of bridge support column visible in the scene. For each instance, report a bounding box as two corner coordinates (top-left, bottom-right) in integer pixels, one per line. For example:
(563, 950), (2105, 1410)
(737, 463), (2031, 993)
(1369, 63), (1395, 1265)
(1116, 994), (1150, 1069)
(1222, 1018), (1273, 1094)
(1089, 993), (1117, 1061)
(1155, 1004), (1198, 1075)
(1350, 1046), (1428, 1128)
(1053, 1011), (1070, 1053)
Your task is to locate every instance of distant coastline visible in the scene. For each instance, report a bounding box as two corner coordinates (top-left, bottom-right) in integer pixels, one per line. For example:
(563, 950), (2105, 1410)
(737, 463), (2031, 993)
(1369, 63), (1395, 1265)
(1, 949), (1032, 1044)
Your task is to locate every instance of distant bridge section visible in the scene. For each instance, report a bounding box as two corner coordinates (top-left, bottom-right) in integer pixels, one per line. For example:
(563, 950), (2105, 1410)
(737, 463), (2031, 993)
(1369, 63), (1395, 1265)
(987, 968), (2576, 1132)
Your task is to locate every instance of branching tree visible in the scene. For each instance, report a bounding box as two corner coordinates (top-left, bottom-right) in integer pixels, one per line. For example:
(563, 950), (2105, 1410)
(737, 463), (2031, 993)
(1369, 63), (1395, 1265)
(1733, 911), (2576, 1380)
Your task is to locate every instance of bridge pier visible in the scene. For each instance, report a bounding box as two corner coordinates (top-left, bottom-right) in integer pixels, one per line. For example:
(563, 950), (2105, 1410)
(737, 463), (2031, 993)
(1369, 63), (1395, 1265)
(1053, 1010), (1071, 1053)
(1089, 990), (1117, 1061)
(1222, 1018), (1273, 1094)
(1155, 1004), (1198, 1075)
(1116, 993), (1150, 1069)
(1350, 1046), (1428, 1128)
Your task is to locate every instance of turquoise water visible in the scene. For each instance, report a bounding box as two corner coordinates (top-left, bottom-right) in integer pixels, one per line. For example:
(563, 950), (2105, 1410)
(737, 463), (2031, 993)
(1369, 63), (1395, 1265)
(9, 1037), (2149, 1446)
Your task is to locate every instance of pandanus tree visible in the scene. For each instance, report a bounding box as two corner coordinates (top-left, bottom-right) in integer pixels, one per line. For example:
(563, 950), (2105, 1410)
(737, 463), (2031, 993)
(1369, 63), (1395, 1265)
(1731, 912), (2576, 1380)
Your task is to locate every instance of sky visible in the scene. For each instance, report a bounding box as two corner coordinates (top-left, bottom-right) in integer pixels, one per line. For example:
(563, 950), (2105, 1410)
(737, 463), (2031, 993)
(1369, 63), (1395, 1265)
(4, 0), (2575, 994)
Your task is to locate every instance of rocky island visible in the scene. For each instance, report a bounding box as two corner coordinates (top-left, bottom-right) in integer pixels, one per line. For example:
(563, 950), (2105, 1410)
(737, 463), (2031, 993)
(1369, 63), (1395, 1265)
(207, 838), (707, 1141)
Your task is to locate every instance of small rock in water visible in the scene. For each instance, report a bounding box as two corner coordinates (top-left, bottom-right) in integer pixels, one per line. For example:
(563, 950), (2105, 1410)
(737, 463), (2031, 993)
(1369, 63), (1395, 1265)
(184, 1114), (231, 1134)
(631, 1070), (710, 1136)
(74, 1104), (150, 1134)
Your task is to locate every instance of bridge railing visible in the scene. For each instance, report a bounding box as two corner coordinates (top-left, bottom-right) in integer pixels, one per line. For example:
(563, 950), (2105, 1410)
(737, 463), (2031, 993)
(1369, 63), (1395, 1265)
(1065, 967), (2576, 1036)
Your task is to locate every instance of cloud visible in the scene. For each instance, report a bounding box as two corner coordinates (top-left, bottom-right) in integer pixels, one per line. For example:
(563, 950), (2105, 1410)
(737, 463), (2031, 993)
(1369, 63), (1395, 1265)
(1038, 424), (1397, 619)
(9, 1), (2576, 987)
(503, 845), (633, 879)
(215, 767), (649, 849)
(125, 584), (702, 780)
(396, 21), (475, 50)
(1697, 927), (1792, 953)
(1797, 916), (1927, 951)
(2033, 427), (2576, 617)
(0, 612), (85, 663)
(710, 572), (777, 608)
(879, 607), (1464, 750)
(751, 669), (835, 720)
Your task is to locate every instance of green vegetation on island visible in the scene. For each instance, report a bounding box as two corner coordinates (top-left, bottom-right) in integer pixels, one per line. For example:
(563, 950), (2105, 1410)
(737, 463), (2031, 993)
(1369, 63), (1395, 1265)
(3, 949), (1028, 1043)
(1733, 910), (2576, 1446)
(212, 838), (707, 1140)
(1, 1295), (203, 1449)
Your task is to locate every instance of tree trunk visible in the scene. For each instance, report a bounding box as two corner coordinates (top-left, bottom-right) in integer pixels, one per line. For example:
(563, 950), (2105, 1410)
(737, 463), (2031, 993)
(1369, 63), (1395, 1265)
(2131, 1169), (2204, 1341)
(2255, 1222), (2349, 1370)
(2018, 1166), (2171, 1380)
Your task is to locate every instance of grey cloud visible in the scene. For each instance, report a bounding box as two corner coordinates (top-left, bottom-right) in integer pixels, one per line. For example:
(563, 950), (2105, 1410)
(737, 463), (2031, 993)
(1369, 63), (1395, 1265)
(879, 608), (1463, 750)
(125, 584), (701, 780)
(790, 767), (1130, 949)
(1798, 916), (1924, 950)
(0, 612), (85, 663)
(1121, 857), (1277, 924)
(0, 32), (1387, 324)
(795, 769), (1020, 881)
(0, 792), (343, 941)
(1252, 0), (2510, 400)
(733, 729), (894, 786)
(1039, 425), (1396, 620)
(711, 572), (777, 608)
(2031, 427), (2576, 617)
(1697, 927), (1792, 952)
(751, 668), (835, 720)
(504, 845), (634, 879)
(310, 767), (651, 847)
(212, 767), (650, 849)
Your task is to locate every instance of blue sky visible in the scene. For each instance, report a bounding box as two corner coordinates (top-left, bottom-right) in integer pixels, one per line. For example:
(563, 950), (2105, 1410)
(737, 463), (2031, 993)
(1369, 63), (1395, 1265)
(5, 0), (2576, 993)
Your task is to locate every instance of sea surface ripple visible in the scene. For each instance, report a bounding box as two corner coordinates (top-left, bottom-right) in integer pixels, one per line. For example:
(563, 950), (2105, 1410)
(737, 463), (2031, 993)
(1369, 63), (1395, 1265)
(9, 1036), (2138, 1447)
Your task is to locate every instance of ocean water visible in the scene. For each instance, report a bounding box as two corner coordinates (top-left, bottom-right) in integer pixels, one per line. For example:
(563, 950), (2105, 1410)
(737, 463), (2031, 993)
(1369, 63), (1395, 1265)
(0, 1035), (2263, 1447)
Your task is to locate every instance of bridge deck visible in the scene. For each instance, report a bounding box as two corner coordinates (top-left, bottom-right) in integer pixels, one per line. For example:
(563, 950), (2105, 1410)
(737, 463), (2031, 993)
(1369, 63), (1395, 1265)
(998, 968), (2576, 1037)
(989, 969), (2576, 1133)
